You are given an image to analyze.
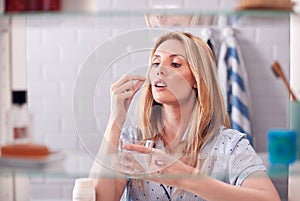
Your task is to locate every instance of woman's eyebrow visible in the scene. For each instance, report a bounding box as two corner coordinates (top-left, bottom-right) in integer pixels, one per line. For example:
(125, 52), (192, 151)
(169, 54), (186, 59)
(152, 54), (160, 59)
(152, 53), (186, 60)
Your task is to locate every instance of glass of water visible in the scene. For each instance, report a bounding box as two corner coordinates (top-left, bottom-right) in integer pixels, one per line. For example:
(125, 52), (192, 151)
(114, 137), (154, 176)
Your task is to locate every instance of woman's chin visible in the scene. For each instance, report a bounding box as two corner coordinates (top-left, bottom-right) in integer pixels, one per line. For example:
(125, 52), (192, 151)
(153, 97), (179, 106)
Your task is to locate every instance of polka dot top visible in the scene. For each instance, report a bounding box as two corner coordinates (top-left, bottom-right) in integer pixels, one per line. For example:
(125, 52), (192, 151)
(120, 126), (266, 201)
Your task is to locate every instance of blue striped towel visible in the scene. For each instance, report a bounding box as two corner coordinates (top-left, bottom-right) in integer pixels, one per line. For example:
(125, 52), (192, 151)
(217, 27), (252, 144)
(201, 28), (216, 60)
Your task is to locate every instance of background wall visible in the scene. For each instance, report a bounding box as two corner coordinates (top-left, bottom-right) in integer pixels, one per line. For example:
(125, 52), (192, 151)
(26, 0), (290, 200)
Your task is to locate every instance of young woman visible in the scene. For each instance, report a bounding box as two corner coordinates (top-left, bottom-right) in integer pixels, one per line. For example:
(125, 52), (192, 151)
(89, 32), (280, 201)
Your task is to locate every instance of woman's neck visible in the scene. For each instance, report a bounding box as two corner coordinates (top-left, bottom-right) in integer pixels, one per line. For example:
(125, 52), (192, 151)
(162, 100), (195, 143)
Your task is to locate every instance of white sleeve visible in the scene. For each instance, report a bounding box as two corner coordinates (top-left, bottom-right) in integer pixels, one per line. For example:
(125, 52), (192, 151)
(228, 138), (266, 186)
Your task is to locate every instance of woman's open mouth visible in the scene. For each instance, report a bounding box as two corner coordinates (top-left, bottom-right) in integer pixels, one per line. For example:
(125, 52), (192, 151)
(153, 79), (168, 90)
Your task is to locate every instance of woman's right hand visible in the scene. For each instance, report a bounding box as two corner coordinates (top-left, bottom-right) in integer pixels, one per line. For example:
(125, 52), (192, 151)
(110, 74), (146, 128)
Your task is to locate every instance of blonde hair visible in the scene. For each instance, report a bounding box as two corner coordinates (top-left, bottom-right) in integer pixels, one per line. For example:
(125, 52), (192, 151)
(136, 32), (230, 167)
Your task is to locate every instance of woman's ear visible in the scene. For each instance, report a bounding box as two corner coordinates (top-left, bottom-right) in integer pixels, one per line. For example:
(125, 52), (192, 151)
(193, 83), (197, 89)
(193, 83), (198, 97)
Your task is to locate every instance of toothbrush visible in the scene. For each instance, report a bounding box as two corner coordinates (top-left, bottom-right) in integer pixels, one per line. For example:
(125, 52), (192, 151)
(271, 61), (298, 102)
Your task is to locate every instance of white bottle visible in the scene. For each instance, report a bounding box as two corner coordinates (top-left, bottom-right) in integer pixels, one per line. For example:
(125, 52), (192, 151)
(8, 91), (33, 144)
(73, 178), (95, 201)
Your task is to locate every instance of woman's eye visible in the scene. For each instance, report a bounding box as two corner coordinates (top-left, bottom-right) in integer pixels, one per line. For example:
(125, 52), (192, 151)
(152, 62), (160, 67)
(171, 62), (181, 68)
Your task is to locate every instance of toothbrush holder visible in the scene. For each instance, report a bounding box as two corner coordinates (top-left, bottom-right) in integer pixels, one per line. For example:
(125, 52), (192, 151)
(290, 101), (300, 160)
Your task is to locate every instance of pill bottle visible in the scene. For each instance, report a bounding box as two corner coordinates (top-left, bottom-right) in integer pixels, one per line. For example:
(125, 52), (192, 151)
(73, 178), (95, 201)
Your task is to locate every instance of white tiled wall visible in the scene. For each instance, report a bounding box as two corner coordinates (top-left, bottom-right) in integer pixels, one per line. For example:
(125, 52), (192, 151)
(26, 0), (290, 200)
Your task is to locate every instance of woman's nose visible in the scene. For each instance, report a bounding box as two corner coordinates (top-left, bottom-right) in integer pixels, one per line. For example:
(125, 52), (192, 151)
(154, 14), (165, 20)
(156, 65), (166, 76)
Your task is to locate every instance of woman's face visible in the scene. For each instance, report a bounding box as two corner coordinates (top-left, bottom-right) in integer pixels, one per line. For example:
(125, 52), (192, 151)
(147, 15), (192, 27)
(149, 39), (197, 105)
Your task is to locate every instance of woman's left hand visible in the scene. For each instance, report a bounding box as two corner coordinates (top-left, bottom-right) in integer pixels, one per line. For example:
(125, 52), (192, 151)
(122, 144), (196, 187)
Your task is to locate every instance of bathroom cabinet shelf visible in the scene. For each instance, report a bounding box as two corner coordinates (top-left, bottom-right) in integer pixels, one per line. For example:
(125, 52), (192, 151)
(0, 151), (274, 179)
(0, 151), (92, 178)
(0, 9), (293, 18)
